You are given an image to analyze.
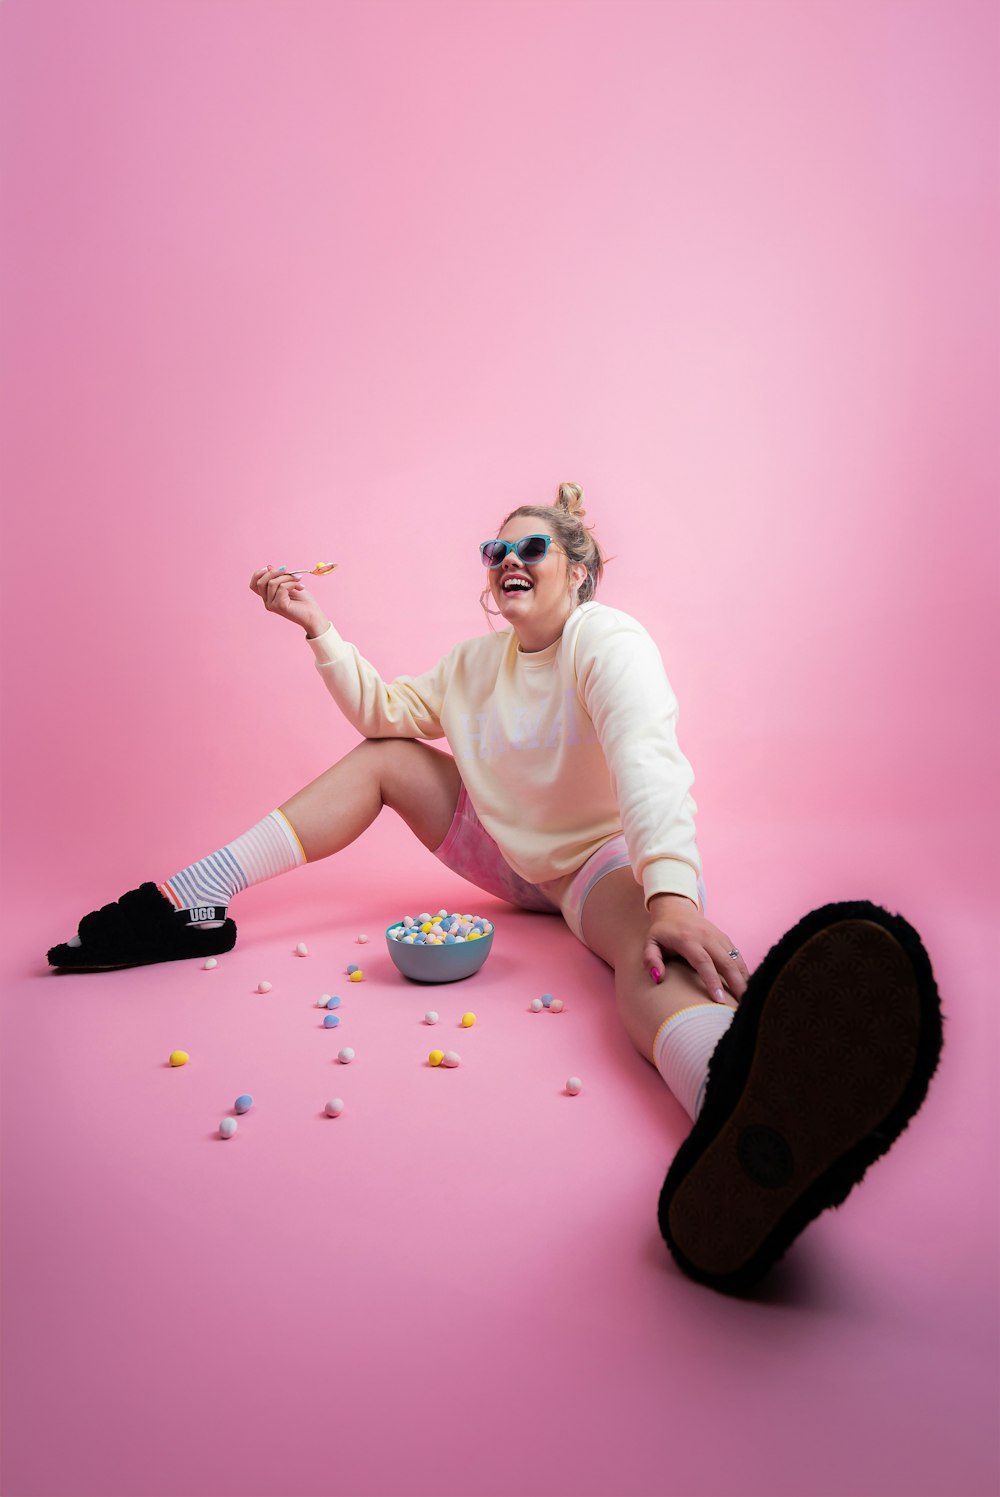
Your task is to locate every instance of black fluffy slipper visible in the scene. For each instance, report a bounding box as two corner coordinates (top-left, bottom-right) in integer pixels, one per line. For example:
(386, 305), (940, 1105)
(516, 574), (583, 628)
(658, 899), (944, 1296)
(47, 882), (237, 972)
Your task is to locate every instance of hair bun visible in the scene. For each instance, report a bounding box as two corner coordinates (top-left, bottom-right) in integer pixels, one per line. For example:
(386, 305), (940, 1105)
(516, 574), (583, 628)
(556, 482), (586, 520)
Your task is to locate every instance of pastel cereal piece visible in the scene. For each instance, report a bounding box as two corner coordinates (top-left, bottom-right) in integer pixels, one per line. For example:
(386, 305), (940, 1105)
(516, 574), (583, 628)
(357, 934), (369, 944)
(296, 942), (309, 956)
(530, 998), (544, 1012)
(349, 970), (364, 982)
(338, 1047), (355, 1064)
(441, 1051), (461, 1068)
(425, 1011), (439, 1025)
(169, 1050), (190, 1067)
(461, 1013), (476, 1028)
(203, 958), (218, 970)
(325, 1098), (345, 1116)
(219, 1118), (238, 1138)
(550, 998), (565, 1013)
(257, 981), (272, 994)
(566, 1077), (583, 1095)
(428, 1050), (445, 1067)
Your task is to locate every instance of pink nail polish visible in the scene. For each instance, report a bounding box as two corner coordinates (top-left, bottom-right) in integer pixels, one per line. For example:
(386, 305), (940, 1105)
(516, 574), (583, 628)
(650, 966), (662, 984)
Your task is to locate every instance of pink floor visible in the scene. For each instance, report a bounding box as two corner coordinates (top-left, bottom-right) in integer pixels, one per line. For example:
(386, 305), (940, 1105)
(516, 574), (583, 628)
(2, 813), (996, 1497)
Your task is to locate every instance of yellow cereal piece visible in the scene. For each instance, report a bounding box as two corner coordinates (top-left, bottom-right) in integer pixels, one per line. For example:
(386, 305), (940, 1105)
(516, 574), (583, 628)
(349, 969), (364, 982)
(461, 1013), (476, 1027)
(467, 930), (481, 941)
(169, 1050), (190, 1067)
(420, 922), (433, 934)
(431, 917), (442, 924)
(429, 1050), (444, 1066)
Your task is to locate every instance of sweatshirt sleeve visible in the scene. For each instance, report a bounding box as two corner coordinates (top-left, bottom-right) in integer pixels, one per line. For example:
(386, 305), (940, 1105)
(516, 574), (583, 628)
(305, 621), (451, 740)
(573, 609), (702, 909)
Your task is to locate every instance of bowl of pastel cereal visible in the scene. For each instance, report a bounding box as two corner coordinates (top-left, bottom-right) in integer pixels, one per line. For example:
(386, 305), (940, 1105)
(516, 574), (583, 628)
(385, 909), (495, 983)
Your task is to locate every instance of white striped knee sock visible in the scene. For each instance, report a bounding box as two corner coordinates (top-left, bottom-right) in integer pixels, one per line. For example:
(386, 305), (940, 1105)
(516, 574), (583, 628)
(159, 809), (307, 925)
(653, 1003), (736, 1122)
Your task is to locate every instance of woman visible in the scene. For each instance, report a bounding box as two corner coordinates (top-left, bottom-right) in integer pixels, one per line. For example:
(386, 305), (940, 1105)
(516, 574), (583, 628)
(47, 483), (943, 1295)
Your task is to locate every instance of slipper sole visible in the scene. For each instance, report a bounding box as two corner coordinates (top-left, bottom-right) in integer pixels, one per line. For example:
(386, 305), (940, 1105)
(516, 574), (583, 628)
(658, 901), (943, 1294)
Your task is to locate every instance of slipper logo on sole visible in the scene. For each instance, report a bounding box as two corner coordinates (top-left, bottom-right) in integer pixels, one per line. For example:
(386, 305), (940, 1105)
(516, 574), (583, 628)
(737, 1126), (794, 1188)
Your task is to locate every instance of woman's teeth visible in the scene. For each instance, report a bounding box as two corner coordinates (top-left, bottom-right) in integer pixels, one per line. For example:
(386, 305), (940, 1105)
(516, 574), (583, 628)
(502, 578), (533, 594)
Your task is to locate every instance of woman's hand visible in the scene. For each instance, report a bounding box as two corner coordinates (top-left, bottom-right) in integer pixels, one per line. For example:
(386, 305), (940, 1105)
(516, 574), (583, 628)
(250, 566), (328, 634)
(642, 893), (751, 1006)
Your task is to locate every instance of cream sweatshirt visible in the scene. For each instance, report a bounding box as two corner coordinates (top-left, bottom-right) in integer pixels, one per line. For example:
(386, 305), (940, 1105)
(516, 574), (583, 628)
(305, 600), (702, 908)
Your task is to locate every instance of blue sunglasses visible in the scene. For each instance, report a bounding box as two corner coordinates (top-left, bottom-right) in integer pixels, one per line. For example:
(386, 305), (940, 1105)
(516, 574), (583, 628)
(479, 534), (556, 568)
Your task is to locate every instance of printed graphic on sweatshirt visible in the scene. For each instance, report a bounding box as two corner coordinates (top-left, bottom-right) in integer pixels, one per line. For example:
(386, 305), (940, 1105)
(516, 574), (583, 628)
(456, 689), (598, 760)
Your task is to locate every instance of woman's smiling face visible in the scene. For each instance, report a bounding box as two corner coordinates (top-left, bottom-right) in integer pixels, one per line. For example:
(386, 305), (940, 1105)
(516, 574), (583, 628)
(486, 515), (588, 652)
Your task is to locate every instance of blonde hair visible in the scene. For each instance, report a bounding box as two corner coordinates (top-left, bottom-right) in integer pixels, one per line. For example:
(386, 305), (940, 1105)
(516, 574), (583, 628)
(479, 482), (606, 626)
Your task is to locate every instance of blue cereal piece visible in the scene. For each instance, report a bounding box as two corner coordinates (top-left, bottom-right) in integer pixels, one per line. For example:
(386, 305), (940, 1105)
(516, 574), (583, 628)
(444, 934), (456, 944)
(234, 1094), (254, 1113)
(323, 1013), (341, 1028)
(326, 995), (342, 1008)
(541, 993), (553, 1008)
(346, 964), (359, 975)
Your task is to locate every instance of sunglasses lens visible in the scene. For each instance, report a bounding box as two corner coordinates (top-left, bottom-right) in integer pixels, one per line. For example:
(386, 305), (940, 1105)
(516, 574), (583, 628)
(481, 541), (507, 567)
(516, 536), (548, 564)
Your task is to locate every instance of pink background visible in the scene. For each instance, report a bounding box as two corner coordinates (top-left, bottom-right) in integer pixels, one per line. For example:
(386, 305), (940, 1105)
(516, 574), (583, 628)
(2, 2), (997, 1495)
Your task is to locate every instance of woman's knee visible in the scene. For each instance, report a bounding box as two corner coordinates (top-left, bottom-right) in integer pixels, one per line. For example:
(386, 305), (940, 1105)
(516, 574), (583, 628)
(365, 739), (462, 851)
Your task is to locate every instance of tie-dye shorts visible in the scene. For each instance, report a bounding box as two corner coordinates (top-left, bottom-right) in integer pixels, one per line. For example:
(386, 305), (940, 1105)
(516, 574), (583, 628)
(431, 782), (708, 946)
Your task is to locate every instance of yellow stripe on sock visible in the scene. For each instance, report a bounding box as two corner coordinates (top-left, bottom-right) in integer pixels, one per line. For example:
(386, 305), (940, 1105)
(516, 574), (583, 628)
(651, 1004), (717, 1066)
(274, 807), (308, 864)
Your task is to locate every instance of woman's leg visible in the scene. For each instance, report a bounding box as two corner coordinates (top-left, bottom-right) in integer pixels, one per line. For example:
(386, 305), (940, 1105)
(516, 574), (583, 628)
(279, 738), (462, 859)
(578, 867), (736, 1064)
(48, 740), (462, 969)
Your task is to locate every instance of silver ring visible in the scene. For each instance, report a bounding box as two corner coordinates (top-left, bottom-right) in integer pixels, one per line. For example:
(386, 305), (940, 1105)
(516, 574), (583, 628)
(727, 948), (740, 960)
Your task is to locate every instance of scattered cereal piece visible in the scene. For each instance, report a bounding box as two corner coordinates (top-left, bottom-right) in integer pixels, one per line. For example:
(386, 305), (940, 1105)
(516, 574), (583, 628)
(203, 958), (218, 970)
(441, 1051), (461, 1067)
(349, 970), (364, 983)
(550, 999), (564, 1013)
(234, 1095), (253, 1113)
(325, 1098), (345, 1117)
(317, 994), (332, 1007)
(219, 1118), (238, 1138)
(346, 964), (359, 974)
(169, 1050), (189, 1067)
(257, 981), (272, 994)
(338, 1047), (355, 1064)
(461, 1013), (476, 1028)
(357, 934), (369, 944)
(541, 993), (553, 1008)
(296, 942), (309, 956)
(566, 1077), (583, 1095)
(323, 1013), (341, 1028)
(425, 1011), (439, 1025)
(530, 998), (544, 1012)
(428, 1050), (445, 1066)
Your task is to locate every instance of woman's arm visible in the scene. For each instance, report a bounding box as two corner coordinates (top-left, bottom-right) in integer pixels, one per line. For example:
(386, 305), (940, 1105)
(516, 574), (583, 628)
(249, 569), (450, 737)
(305, 617), (452, 740)
(574, 608), (702, 907)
